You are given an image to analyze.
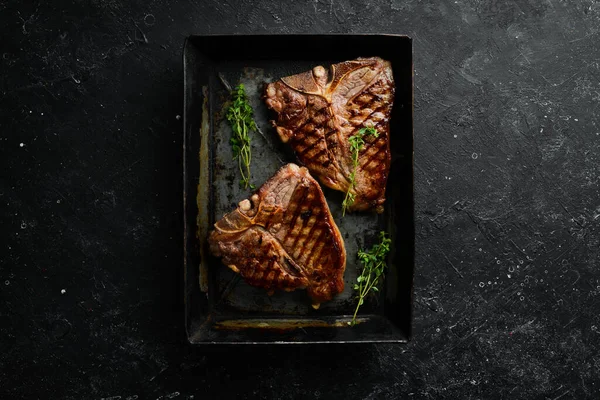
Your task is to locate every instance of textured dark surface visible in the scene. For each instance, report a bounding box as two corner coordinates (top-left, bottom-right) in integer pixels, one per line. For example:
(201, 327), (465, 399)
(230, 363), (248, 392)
(1, 0), (599, 399)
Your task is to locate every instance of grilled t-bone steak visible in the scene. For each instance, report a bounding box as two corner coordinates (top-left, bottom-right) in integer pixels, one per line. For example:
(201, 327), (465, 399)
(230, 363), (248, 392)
(264, 57), (394, 213)
(208, 163), (346, 307)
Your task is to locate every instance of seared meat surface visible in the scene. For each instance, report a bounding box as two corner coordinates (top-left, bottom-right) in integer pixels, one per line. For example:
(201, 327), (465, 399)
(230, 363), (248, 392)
(208, 164), (346, 307)
(264, 57), (394, 213)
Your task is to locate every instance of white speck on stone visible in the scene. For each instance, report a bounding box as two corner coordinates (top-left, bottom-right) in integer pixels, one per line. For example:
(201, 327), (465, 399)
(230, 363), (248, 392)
(61, 289), (66, 294)
(41, 112), (44, 116)
(507, 274), (511, 278)
(479, 282), (485, 287)
(574, 118), (578, 122)
(454, 134), (458, 138)
(176, 115), (181, 120)
(19, 143), (24, 147)
(57, 199), (61, 204)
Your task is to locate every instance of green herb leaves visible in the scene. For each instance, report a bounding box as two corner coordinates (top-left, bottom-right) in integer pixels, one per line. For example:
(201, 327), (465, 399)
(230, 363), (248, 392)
(341, 126), (379, 216)
(226, 84), (257, 189)
(350, 231), (391, 326)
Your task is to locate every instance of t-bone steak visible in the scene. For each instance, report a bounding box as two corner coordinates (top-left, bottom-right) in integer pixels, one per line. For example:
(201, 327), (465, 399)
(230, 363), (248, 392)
(264, 57), (395, 213)
(208, 163), (346, 307)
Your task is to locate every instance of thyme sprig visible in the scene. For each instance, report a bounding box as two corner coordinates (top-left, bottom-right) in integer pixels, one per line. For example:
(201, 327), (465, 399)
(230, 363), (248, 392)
(350, 231), (391, 326)
(341, 127), (379, 215)
(226, 84), (257, 189)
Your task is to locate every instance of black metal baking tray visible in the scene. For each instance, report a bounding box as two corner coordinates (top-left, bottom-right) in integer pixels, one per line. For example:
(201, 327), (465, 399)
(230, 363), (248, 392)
(183, 34), (414, 344)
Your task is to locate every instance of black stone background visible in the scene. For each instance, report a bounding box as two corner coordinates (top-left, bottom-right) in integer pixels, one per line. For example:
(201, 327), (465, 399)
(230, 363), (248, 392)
(1, 1), (599, 399)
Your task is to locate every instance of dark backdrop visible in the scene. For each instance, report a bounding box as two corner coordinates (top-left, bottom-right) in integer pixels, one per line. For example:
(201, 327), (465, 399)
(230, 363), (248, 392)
(1, 0), (599, 399)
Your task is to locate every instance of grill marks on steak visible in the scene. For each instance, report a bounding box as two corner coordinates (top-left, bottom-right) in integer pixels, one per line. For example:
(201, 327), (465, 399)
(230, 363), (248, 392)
(264, 57), (394, 213)
(208, 164), (346, 306)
